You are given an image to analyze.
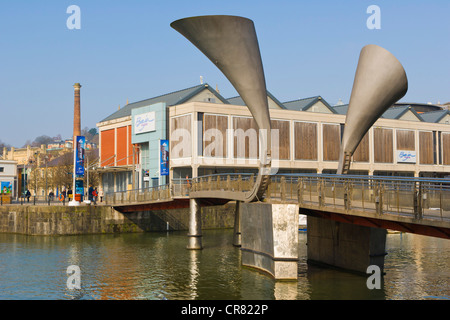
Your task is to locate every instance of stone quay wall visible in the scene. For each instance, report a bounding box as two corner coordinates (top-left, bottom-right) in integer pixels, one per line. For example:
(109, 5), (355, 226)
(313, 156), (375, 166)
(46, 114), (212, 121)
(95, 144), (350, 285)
(0, 203), (235, 236)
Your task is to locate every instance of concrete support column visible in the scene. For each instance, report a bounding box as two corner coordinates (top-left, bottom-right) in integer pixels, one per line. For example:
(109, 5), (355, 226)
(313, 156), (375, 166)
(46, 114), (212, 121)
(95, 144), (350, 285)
(187, 198), (202, 250)
(307, 216), (387, 274)
(233, 201), (241, 247)
(240, 203), (299, 280)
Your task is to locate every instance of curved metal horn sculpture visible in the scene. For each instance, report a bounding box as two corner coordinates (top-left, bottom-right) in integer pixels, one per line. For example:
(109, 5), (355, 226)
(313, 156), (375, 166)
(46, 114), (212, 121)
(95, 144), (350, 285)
(337, 44), (408, 174)
(171, 15), (271, 202)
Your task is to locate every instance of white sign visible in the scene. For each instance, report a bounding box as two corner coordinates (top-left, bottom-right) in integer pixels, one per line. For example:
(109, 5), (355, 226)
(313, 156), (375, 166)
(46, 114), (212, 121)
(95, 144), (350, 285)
(134, 111), (156, 134)
(397, 150), (416, 163)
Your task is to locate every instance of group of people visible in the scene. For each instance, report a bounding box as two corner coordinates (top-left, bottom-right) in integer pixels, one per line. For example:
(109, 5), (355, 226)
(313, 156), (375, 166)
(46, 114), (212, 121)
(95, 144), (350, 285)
(60, 188), (73, 202)
(22, 186), (102, 204)
(57, 186), (101, 205)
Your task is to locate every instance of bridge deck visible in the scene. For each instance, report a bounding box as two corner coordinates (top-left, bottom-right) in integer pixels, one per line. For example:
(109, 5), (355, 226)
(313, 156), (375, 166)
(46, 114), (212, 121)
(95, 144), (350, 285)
(105, 174), (450, 238)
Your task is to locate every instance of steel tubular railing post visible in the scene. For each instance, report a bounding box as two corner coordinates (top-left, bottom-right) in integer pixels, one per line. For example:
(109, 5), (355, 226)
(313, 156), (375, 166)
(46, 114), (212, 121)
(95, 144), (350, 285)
(418, 181), (423, 219)
(361, 179), (365, 210)
(318, 178), (323, 207)
(331, 179), (336, 207)
(440, 183), (443, 220)
(297, 178), (303, 205)
(344, 181), (348, 211)
(281, 176), (286, 201)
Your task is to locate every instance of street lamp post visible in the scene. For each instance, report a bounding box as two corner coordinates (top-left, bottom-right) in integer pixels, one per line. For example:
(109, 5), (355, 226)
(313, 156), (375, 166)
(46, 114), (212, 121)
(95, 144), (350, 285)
(44, 155), (48, 201)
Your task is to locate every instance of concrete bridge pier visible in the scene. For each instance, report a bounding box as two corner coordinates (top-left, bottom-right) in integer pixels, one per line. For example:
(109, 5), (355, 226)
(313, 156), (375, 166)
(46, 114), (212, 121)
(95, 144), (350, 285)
(187, 198), (202, 250)
(240, 202), (299, 280)
(306, 216), (387, 274)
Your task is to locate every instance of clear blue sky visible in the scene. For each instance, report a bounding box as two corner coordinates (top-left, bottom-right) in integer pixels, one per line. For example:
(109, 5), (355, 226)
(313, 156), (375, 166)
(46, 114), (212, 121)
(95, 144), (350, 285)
(0, 0), (449, 148)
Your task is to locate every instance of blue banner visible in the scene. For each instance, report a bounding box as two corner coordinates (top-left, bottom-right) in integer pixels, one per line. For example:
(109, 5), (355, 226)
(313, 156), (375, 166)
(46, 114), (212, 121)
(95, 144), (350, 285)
(75, 136), (85, 176)
(160, 140), (169, 176)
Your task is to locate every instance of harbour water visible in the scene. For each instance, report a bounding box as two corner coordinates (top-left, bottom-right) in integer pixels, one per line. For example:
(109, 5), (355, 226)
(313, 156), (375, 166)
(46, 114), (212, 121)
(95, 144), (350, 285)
(0, 230), (448, 300)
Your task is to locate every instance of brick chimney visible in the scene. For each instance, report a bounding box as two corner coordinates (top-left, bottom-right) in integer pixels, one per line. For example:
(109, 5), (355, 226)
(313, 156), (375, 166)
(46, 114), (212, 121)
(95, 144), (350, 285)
(73, 83), (82, 140)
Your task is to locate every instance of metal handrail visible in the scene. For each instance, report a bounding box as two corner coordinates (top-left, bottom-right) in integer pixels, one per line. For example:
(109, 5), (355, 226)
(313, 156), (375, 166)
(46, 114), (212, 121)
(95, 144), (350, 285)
(101, 173), (449, 223)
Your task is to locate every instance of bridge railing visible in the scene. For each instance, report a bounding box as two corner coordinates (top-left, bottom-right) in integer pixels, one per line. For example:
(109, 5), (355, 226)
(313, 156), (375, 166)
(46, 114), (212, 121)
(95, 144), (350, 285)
(104, 173), (449, 222)
(172, 178), (192, 198)
(190, 173), (255, 193)
(104, 184), (172, 206)
(265, 174), (450, 222)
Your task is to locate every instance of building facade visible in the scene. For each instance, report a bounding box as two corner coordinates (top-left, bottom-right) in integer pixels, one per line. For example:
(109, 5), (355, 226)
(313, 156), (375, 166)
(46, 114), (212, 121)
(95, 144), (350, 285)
(97, 83), (450, 195)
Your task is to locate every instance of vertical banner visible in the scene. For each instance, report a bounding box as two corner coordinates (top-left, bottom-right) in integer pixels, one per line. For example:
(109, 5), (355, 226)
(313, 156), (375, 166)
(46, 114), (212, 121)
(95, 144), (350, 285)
(160, 139), (169, 176)
(75, 179), (84, 201)
(75, 136), (86, 176)
(75, 136), (85, 201)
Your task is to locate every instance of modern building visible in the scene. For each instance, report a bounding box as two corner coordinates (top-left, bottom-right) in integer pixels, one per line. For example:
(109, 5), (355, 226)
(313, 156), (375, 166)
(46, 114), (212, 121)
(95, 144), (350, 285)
(97, 83), (450, 195)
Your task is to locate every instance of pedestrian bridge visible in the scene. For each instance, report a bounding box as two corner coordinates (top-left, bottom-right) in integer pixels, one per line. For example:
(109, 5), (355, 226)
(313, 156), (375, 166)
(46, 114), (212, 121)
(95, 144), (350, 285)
(106, 173), (450, 239)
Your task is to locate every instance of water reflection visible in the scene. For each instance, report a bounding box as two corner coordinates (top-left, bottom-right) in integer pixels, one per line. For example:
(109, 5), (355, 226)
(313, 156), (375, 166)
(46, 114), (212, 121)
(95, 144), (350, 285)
(0, 230), (448, 300)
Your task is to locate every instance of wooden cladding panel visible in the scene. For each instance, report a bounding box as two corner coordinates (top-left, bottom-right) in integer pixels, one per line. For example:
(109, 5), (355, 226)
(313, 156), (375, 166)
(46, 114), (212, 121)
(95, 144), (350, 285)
(233, 117), (259, 158)
(353, 132), (370, 162)
(128, 126), (133, 165)
(116, 126), (129, 166)
(374, 128), (393, 163)
(396, 130), (415, 151)
(419, 131), (434, 164)
(294, 122), (317, 160)
(171, 115), (191, 158)
(322, 124), (340, 161)
(100, 129), (115, 166)
(443, 133), (450, 165)
(271, 119), (290, 160)
(204, 114), (228, 157)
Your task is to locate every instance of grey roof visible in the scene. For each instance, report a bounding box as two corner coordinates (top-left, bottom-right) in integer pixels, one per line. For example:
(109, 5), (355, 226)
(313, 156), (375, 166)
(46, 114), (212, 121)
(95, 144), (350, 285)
(283, 96), (336, 113)
(331, 104), (349, 115)
(227, 91), (286, 109)
(100, 84), (229, 123)
(419, 109), (450, 123)
(381, 106), (423, 121)
(331, 104), (425, 121)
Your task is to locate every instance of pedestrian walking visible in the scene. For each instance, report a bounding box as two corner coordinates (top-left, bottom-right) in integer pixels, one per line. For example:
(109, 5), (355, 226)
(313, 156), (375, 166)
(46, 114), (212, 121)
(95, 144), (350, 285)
(92, 187), (98, 205)
(88, 185), (94, 202)
(67, 188), (73, 202)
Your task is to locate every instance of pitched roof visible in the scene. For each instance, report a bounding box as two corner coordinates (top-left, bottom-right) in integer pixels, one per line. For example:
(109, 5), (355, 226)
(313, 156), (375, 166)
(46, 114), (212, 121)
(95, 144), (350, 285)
(227, 91), (286, 109)
(100, 83), (229, 123)
(381, 106), (423, 121)
(283, 96), (336, 113)
(419, 109), (450, 123)
(331, 104), (349, 115)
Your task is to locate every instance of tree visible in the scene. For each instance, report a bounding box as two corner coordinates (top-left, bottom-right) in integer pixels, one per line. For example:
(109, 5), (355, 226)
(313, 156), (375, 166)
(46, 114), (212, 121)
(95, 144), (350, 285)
(83, 149), (100, 188)
(81, 127), (99, 143)
(48, 153), (73, 192)
(0, 140), (11, 157)
(31, 135), (54, 147)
